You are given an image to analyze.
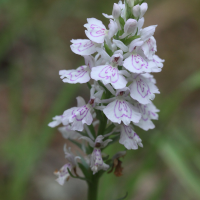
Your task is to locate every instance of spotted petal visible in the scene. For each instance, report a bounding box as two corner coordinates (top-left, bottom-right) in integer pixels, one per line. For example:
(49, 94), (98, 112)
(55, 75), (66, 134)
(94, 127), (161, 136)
(141, 36), (157, 60)
(58, 125), (82, 140)
(84, 18), (107, 43)
(103, 98), (141, 125)
(91, 65), (127, 89)
(123, 53), (155, 73)
(149, 55), (164, 72)
(129, 73), (160, 104)
(119, 125), (143, 150)
(90, 148), (109, 174)
(62, 105), (93, 131)
(54, 163), (72, 185)
(70, 39), (97, 55)
(59, 66), (90, 84)
(134, 102), (159, 131)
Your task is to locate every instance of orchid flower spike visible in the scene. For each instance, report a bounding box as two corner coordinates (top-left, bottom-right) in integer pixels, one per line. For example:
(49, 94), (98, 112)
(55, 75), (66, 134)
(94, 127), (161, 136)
(48, 0), (164, 189)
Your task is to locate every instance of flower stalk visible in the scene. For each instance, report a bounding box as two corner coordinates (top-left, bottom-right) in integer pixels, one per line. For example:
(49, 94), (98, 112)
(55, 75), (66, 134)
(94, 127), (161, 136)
(88, 173), (100, 200)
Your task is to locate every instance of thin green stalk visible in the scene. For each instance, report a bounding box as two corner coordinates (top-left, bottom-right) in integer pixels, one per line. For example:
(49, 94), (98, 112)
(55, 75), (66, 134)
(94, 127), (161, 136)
(88, 173), (100, 200)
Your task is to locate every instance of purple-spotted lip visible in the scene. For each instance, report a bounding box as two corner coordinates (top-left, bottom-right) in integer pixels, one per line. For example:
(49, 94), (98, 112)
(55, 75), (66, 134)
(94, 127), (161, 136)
(114, 100), (132, 119)
(123, 125), (134, 139)
(71, 105), (90, 121)
(89, 24), (106, 37)
(74, 41), (94, 52)
(98, 65), (119, 83)
(137, 104), (149, 121)
(65, 66), (88, 82)
(131, 54), (148, 70)
(136, 78), (151, 98)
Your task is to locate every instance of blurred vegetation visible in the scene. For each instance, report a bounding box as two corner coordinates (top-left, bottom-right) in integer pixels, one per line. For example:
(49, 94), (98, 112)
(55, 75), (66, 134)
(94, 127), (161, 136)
(0, 0), (200, 200)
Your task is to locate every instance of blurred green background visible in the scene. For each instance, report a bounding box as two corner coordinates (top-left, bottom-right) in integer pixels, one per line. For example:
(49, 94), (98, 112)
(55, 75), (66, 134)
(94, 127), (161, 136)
(0, 0), (200, 199)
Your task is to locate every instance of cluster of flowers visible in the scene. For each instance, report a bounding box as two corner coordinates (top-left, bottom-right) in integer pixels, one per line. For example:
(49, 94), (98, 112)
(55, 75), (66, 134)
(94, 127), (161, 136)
(49, 0), (164, 185)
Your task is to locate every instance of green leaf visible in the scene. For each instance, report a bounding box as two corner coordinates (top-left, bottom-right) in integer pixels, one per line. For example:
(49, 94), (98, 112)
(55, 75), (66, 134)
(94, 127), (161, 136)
(104, 42), (113, 56)
(159, 140), (200, 199)
(122, 35), (140, 46)
(119, 16), (125, 29)
(87, 82), (92, 89)
(104, 124), (115, 135)
(78, 162), (92, 183)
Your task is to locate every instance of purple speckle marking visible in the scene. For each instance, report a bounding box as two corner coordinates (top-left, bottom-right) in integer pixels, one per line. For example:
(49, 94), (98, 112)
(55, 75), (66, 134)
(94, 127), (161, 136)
(137, 104), (149, 121)
(123, 125), (134, 139)
(136, 78), (151, 98)
(89, 24), (106, 37)
(65, 66), (88, 81)
(71, 105), (90, 121)
(132, 54), (148, 70)
(74, 41), (94, 52)
(147, 38), (155, 52)
(98, 65), (119, 83)
(114, 100), (132, 119)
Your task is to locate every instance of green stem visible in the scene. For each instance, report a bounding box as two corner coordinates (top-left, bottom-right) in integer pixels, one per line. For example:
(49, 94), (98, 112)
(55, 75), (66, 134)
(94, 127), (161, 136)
(87, 174), (99, 200)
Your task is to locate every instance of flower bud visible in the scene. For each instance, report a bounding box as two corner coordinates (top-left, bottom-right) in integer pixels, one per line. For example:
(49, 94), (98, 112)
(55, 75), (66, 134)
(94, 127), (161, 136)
(132, 5), (140, 18)
(126, 0), (134, 7)
(112, 3), (121, 19)
(108, 20), (118, 39)
(124, 19), (137, 35)
(140, 3), (148, 18)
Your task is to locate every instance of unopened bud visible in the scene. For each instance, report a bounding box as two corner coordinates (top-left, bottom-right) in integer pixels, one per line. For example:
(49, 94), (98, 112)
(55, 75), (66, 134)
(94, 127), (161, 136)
(140, 3), (148, 18)
(126, 0), (134, 8)
(132, 5), (140, 18)
(112, 3), (121, 19)
(124, 19), (137, 35)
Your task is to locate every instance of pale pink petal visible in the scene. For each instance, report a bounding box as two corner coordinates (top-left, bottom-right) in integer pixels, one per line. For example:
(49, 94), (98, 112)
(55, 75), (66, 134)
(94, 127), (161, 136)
(91, 65), (127, 89)
(59, 66), (90, 84)
(54, 163), (72, 185)
(113, 39), (128, 52)
(137, 17), (144, 31)
(103, 99), (141, 125)
(140, 25), (157, 41)
(119, 125), (143, 150)
(84, 55), (95, 70)
(108, 20), (118, 39)
(48, 116), (63, 127)
(129, 38), (144, 52)
(76, 96), (86, 107)
(141, 36), (157, 60)
(123, 54), (152, 73)
(134, 103), (159, 131)
(149, 55), (165, 72)
(102, 13), (114, 19)
(129, 74), (159, 104)
(70, 39), (96, 55)
(58, 126), (81, 139)
(90, 148), (109, 174)
(84, 18), (107, 43)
